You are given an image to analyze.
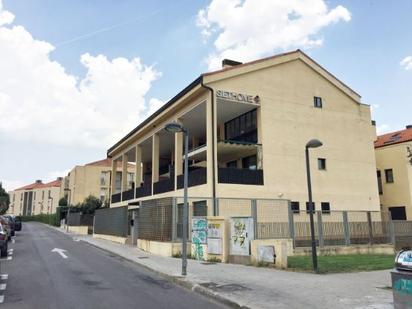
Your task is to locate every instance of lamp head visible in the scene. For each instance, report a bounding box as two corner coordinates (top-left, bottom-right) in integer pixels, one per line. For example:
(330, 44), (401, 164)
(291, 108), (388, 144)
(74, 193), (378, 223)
(306, 139), (323, 149)
(165, 122), (184, 133)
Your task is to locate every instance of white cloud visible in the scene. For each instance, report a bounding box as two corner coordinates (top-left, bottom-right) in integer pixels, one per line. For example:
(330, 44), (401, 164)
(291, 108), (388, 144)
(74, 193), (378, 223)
(44, 169), (71, 182)
(197, 0), (351, 70)
(146, 98), (165, 117)
(401, 56), (412, 71)
(0, 0), (162, 149)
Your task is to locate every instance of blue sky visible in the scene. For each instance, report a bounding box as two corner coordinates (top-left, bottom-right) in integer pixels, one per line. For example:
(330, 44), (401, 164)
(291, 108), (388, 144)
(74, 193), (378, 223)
(1, 0), (411, 190)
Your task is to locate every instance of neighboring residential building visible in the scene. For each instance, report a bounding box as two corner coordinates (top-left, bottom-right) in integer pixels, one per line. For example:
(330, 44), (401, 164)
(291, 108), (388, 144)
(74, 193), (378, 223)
(8, 178), (63, 216)
(375, 125), (412, 220)
(62, 158), (135, 205)
(107, 49), (379, 214)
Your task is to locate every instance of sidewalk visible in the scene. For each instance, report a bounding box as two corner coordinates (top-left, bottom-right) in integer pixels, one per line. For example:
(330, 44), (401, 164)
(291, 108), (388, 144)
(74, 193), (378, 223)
(56, 227), (394, 309)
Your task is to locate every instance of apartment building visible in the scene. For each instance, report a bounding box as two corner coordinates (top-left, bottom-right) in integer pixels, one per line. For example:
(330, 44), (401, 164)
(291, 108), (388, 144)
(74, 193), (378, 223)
(107, 49), (379, 215)
(375, 125), (412, 220)
(8, 178), (63, 216)
(62, 158), (135, 205)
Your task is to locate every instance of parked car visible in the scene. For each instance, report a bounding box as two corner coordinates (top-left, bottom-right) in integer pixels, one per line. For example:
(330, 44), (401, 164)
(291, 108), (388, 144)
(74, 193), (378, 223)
(0, 217), (11, 241)
(4, 215), (16, 236)
(0, 223), (7, 257)
(14, 216), (22, 231)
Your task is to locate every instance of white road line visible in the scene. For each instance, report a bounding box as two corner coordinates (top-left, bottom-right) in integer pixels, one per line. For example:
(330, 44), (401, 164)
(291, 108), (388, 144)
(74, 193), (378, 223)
(6, 256), (12, 261)
(7, 249), (13, 252)
(0, 274), (8, 280)
(0, 295), (4, 303)
(11, 239), (15, 244)
(0, 284), (6, 290)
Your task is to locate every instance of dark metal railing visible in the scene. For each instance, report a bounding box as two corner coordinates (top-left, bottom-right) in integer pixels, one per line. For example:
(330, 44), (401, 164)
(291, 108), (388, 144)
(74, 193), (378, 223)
(218, 167), (264, 185)
(177, 167), (207, 189)
(153, 178), (175, 194)
(111, 192), (121, 204)
(135, 183), (152, 198)
(122, 189), (134, 201)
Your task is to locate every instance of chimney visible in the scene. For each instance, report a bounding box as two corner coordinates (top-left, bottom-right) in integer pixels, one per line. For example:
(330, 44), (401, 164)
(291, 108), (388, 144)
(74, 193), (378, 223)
(406, 125), (412, 129)
(35, 180), (42, 184)
(222, 59), (242, 69)
(57, 177), (63, 181)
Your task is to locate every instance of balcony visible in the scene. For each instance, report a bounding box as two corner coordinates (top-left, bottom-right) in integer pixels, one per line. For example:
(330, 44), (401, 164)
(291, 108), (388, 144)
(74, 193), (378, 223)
(218, 168), (264, 185)
(111, 193), (121, 204)
(135, 183), (152, 198)
(153, 178), (175, 195)
(177, 167), (207, 189)
(122, 189), (134, 201)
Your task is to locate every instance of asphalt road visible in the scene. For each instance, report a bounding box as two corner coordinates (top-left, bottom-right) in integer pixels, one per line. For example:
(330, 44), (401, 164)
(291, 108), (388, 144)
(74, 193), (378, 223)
(1, 222), (226, 309)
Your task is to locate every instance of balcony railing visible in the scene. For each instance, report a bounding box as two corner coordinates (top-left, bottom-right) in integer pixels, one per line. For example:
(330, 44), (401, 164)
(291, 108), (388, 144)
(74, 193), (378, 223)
(122, 189), (134, 201)
(177, 167), (207, 189)
(153, 178), (175, 195)
(218, 168), (264, 185)
(135, 183), (152, 198)
(111, 192), (121, 204)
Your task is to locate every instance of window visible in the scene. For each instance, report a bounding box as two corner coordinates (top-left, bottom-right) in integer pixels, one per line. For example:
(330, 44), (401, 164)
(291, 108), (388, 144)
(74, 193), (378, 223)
(100, 171), (109, 186)
(226, 160), (237, 168)
(33, 192), (36, 201)
(242, 155), (257, 170)
(42, 190), (45, 200)
(377, 170), (383, 194)
(48, 190), (51, 199)
(318, 158), (326, 170)
(314, 96), (322, 108)
(193, 200), (207, 216)
(385, 169), (394, 183)
(321, 202), (330, 214)
(306, 202), (316, 213)
(291, 201), (300, 214)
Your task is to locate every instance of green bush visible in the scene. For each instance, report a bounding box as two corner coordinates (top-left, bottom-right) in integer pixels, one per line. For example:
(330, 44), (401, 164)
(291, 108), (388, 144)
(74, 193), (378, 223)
(21, 213), (60, 227)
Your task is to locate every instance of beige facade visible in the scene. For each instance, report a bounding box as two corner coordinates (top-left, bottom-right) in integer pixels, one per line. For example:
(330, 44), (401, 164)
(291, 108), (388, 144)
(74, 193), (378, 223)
(375, 126), (412, 220)
(8, 178), (63, 216)
(107, 50), (379, 214)
(62, 158), (134, 205)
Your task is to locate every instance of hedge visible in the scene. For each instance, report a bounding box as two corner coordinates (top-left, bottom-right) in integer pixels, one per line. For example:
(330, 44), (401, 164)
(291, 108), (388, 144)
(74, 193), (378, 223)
(21, 213), (60, 227)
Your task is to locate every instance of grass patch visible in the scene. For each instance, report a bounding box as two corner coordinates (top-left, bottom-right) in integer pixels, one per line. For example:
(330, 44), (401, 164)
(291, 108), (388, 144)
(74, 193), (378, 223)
(288, 254), (395, 274)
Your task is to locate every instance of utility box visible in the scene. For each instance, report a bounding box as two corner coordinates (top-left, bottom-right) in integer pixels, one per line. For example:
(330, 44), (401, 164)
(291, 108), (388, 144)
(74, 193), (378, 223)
(391, 250), (412, 308)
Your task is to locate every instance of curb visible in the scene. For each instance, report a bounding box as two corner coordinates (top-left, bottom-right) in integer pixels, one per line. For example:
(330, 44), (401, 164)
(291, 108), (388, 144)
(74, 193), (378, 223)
(42, 224), (247, 308)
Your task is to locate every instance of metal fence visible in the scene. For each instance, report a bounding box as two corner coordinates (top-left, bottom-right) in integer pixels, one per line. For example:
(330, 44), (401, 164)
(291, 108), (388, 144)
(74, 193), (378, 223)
(138, 198), (173, 241)
(94, 206), (128, 237)
(67, 212), (94, 227)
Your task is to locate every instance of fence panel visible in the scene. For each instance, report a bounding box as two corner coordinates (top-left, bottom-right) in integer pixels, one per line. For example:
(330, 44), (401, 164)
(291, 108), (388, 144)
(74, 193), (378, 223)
(94, 206), (128, 237)
(139, 198), (173, 241)
(256, 199), (289, 239)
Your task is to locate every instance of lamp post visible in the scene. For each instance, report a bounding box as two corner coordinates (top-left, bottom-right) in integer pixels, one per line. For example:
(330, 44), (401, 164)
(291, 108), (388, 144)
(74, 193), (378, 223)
(165, 122), (189, 276)
(305, 139), (323, 273)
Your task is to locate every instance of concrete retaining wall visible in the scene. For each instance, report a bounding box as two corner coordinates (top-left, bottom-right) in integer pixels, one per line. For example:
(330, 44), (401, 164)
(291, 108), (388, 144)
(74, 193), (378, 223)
(93, 233), (128, 245)
(293, 244), (395, 256)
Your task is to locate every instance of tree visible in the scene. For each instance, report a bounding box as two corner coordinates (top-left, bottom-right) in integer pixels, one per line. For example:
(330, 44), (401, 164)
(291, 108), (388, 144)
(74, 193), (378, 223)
(0, 182), (10, 215)
(80, 195), (102, 214)
(58, 197), (68, 207)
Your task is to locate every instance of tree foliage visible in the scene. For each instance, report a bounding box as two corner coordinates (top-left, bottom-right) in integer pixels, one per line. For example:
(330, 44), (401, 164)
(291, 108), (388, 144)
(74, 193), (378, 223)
(58, 197), (68, 206)
(70, 195), (104, 214)
(0, 182), (10, 215)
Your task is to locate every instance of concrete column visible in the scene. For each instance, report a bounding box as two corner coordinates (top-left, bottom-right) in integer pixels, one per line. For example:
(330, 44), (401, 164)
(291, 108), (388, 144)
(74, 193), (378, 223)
(218, 123), (225, 141)
(121, 153), (127, 193)
(206, 98), (215, 193)
(111, 157), (116, 195)
(152, 134), (160, 185)
(135, 145), (142, 189)
(175, 130), (183, 175)
(257, 106), (262, 144)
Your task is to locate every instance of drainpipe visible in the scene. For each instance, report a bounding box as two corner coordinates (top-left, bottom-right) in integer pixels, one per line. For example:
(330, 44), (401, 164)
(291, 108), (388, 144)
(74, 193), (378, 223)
(200, 78), (217, 215)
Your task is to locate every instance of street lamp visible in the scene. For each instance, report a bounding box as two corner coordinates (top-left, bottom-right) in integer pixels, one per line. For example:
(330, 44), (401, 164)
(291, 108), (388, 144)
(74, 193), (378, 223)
(165, 122), (189, 276)
(305, 139), (323, 273)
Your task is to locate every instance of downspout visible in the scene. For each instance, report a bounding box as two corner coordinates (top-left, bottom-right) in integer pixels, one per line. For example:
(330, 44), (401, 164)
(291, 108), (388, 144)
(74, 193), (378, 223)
(200, 77), (217, 215)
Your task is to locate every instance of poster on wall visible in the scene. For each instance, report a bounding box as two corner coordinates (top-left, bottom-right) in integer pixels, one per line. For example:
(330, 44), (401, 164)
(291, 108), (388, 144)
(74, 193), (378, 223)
(230, 217), (254, 256)
(207, 222), (223, 255)
(191, 218), (207, 260)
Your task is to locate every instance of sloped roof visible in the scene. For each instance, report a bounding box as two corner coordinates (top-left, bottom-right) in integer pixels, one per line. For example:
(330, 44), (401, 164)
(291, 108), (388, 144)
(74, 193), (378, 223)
(14, 178), (62, 191)
(375, 126), (412, 148)
(107, 49), (361, 156)
(85, 158), (112, 167)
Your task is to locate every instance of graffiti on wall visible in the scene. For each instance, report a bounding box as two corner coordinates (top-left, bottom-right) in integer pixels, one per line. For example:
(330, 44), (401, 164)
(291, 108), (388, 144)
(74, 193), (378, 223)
(192, 218), (207, 260)
(230, 217), (254, 256)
